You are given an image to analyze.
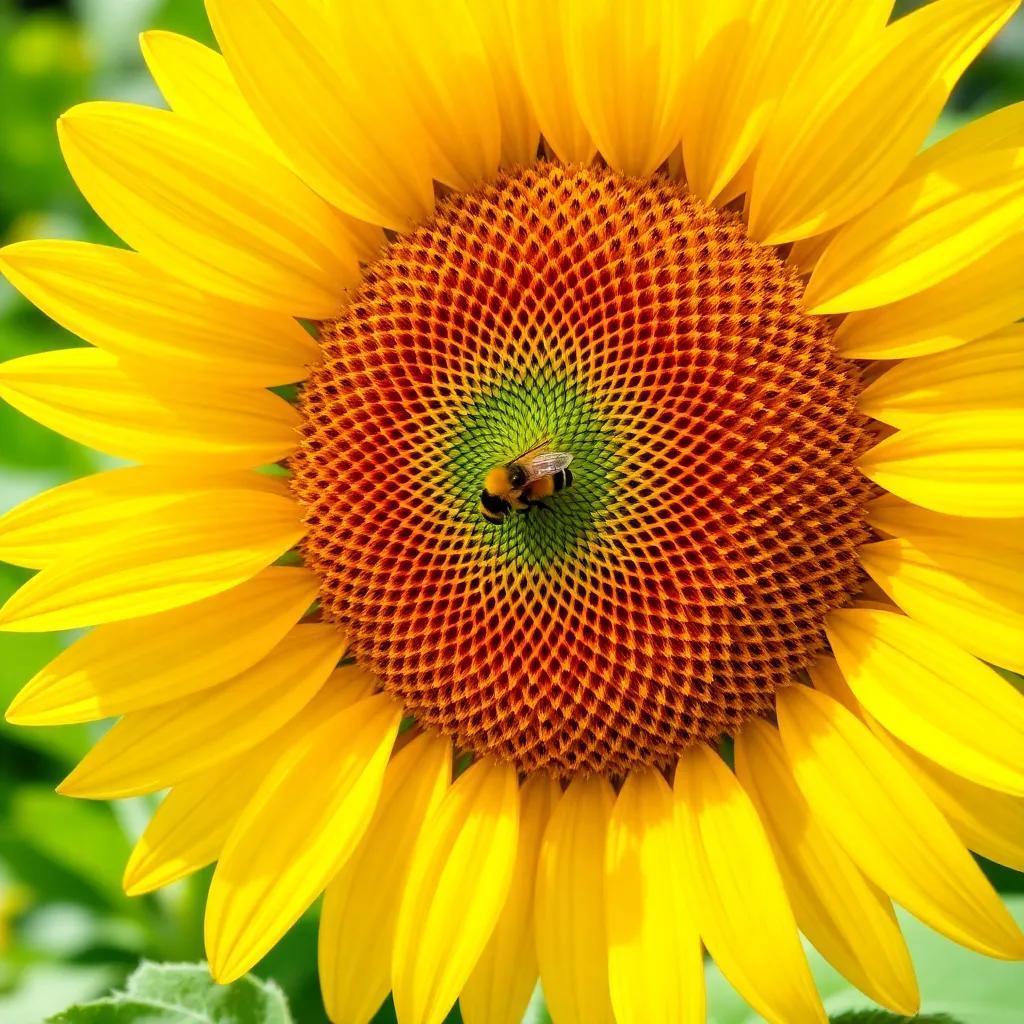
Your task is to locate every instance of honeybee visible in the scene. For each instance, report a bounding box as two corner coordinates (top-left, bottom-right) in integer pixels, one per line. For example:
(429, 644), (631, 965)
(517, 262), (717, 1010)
(479, 439), (574, 523)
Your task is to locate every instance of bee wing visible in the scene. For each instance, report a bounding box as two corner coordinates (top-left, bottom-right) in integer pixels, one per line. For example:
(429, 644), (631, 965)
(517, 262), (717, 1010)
(510, 436), (551, 463)
(521, 451), (574, 483)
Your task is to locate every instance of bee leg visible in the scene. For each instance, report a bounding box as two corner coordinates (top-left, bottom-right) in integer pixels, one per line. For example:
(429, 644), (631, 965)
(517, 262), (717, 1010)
(523, 497), (552, 513)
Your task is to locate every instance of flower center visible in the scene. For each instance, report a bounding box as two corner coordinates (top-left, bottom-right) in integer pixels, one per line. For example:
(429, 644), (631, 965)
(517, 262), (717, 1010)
(291, 163), (872, 777)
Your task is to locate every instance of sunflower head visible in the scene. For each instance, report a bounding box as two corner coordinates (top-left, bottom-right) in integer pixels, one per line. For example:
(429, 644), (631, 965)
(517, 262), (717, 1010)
(2, 3), (1023, 1024)
(292, 162), (873, 776)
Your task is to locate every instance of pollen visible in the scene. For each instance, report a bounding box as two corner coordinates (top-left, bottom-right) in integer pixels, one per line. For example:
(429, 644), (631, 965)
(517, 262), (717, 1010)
(291, 163), (873, 777)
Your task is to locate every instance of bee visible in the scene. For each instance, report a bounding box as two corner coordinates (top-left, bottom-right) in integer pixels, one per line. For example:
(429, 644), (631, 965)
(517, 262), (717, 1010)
(479, 439), (574, 524)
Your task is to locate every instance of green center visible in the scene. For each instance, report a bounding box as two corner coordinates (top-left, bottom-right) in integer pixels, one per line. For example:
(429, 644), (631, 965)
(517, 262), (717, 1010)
(446, 364), (619, 568)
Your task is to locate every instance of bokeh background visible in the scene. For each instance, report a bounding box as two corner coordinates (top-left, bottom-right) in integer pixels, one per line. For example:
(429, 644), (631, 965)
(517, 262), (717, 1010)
(0, 1), (1022, 1022)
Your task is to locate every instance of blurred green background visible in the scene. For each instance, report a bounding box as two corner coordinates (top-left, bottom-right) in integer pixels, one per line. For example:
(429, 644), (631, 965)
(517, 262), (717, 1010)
(0, 1), (1022, 1022)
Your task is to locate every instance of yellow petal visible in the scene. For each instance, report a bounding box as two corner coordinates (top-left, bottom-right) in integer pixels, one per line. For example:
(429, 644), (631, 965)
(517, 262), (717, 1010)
(680, 0), (795, 203)
(0, 465), (286, 570)
(122, 665), (376, 896)
(123, 737), (286, 896)
(464, 0), (539, 168)
(736, 719), (919, 1015)
(787, 228), (840, 276)
(535, 775), (616, 1024)
(834, 235), (1024, 359)
(460, 772), (560, 1024)
(206, 691), (401, 984)
(887, 738), (1024, 875)
(777, 683), (1024, 959)
(0, 486), (303, 632)
(6, 566), (316, 725)
(0, 240), (319, 387)
(606, 769), (704, 1024)
(804, 652), (880, 722)
(206, 0), (434, 231)
(57, 623), (345, 798)
(754, 0), (894, 224)
(319, 731), (452, 1024)
(124, 785), (241, 896)
(141, 27), (390, 267)
(0, 348), (299, 468)
(774, 1), (894, 103)
(355, 0), (500, 192)
(805, 148), (1024, 314)
(564, 0), (685, 177)
(509, 1), (595, 164)
(859, 327), (1024, 428)
(826, 608), (1024, 795)
(674, 743), (825, 1024)
(713, 154), (757, 209)
(392, 758), (520, 1024)
(899, 99), (1024, 184)
(810, 654), (1024, 874)
(859, 411), (1024, 518)
(749, 0), (1020, 244)
(860, 533), (1024, 673)
(58, 101), (364, 318)
(139, 30), (280, 155)
(867, 493), (1024, 554)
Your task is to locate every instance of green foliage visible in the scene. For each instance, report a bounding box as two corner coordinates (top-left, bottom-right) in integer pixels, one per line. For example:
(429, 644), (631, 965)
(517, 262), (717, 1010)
(829, 1013), (958, 1024)
(44, 962), (292, 1024)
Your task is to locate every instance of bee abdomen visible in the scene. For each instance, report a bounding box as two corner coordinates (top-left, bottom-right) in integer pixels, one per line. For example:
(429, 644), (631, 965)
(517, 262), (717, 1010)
(480, 489), (510, 523)
(551, 468), (573, 493)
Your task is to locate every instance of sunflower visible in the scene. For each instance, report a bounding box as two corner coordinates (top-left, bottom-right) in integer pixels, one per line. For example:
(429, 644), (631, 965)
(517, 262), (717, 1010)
(2, 1), (1024, 1022)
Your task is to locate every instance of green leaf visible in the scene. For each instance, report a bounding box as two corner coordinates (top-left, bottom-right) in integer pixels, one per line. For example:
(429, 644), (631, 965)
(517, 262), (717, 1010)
(122, 963), (212, 1011)
(45, 999), (174, 1024)
(45, 962), (293, 1024)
